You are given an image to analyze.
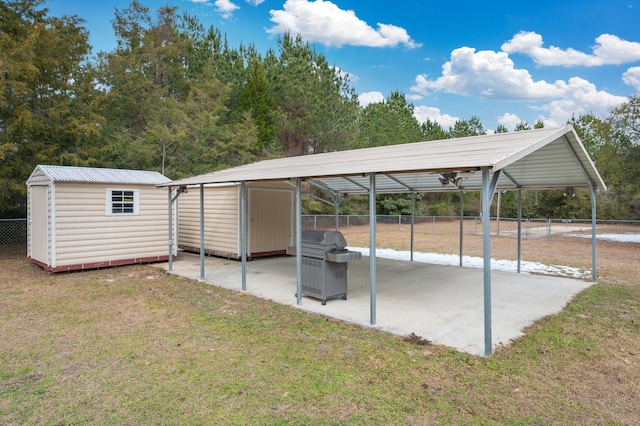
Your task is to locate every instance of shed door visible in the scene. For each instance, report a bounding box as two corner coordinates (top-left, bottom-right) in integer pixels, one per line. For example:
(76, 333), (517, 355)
(248, 189), (293, 255)
(29, 185), (50, 264)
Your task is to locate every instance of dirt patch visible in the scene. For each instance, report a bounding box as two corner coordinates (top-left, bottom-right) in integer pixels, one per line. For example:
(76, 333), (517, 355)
(402, 332), (432, 345)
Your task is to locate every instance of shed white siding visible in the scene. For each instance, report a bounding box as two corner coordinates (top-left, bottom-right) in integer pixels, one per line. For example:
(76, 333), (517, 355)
(26, 165), (173, 272)
(178, 182), (293, 258)
(54, 183), (169, 266)
(178, 185), (240, 257)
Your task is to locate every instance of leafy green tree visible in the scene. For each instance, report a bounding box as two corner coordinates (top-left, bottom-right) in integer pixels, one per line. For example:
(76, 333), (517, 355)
(514, 120), (531, 131)
(605, 96), (640, 217)
(448, 116), (485, 138)
(494, 124), (508, 133)
(0, 0), (103, 217)
(420, 118), (450, 141)
(267, 32), (360, 156)
(238, 51), (280, 157)
(359, 91), (424, 147)
(376, 193), (423, 215)
(533, 119), (545, 129)
(95, 2), (256, 177)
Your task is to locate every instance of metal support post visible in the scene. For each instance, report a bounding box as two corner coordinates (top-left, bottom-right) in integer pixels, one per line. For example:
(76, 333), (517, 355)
(199, 184), (205, 280)
(410, 193), (415, 262)
(240, 181), (247, 291)
(459, 192), (464, 267)
(296, 179), (303, 305)
(369, 174), (377, 326)
(168, 188), (173, 272)
(589, 182), (597, 282)
(517, 191), (522, 273)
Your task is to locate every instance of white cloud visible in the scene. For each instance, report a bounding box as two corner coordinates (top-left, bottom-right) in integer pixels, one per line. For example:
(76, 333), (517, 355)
(410, 47), (562, 100)
(497, 113), (523, 131)
(411, 47), (628, 126)
(623, 66), (640, 91)
(358, 91), (385, 107)
(215, 0), (239, 19)
(267, 0), (420, 49)
(501, 31), (640, 66)
(413, 105), (459, 129)
(247, 0), (265, 4)
(533, 77), (627, 126)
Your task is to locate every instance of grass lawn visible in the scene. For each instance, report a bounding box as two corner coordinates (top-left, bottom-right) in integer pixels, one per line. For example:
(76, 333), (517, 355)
(2, 226), (640, 424)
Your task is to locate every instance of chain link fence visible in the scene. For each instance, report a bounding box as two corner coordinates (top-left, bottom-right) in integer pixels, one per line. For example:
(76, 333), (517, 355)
(0, 218), (27, 258)
(302, 214), (640, 240)
(2, 215), (638, 259)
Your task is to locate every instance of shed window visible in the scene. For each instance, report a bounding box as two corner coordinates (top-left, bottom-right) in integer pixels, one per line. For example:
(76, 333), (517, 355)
(107, 189), (139, 215)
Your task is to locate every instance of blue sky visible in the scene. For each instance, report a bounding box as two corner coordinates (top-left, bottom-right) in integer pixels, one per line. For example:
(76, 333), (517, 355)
(45, 0), (640, 132)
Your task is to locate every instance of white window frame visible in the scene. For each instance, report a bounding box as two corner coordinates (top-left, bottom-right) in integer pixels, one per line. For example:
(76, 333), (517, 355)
(106, 188), (140, 216)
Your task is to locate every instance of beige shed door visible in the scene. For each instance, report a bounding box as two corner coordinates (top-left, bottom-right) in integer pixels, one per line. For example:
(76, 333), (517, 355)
(249, 189), (292, 255)
(29, 185), (50, 264)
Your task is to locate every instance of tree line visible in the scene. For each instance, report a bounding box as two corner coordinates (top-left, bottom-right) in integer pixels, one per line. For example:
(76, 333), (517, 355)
(1, 0), (639, 219)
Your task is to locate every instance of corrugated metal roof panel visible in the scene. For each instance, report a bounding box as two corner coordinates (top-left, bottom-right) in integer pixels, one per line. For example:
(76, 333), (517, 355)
(163, 126), (606, 194)
(32, 165), (171, 185)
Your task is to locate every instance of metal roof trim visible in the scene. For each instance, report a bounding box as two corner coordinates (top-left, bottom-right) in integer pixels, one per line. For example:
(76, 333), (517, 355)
(31, 165), (171, 185)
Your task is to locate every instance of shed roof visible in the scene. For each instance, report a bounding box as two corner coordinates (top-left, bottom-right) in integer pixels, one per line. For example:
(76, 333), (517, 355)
(28, 165), (171, 185)
(164, 126), (606, 194)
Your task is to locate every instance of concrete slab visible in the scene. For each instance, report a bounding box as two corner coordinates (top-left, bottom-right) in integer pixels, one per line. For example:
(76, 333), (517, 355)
(156, 252), (592, 356)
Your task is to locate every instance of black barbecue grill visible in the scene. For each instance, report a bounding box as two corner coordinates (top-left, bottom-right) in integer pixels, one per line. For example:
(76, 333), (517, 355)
(287, 230), (362, 305)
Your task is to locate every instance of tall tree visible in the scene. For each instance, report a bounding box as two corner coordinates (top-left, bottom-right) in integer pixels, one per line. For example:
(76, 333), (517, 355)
(359, 90), (423, 147)
(0, 0), (103, 217)
(605, 96), (640, 217)
(420, 118), (450, 140)
(494, 124), (508, 133)
(237, 50), (280, 157)
(95, 2), (256, 177)
(267, 32), (360, 156)
(448, 116), (485, 138)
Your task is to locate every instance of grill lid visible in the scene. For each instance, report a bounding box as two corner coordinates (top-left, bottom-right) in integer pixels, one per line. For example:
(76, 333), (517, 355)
(301, 230), (347, 249)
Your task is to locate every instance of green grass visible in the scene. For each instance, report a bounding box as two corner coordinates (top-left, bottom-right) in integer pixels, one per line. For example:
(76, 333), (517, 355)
(1, 256), (640, 425)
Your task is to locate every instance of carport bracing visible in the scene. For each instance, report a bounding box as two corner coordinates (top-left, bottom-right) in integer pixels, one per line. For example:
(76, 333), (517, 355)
(162, 125), (606, 355)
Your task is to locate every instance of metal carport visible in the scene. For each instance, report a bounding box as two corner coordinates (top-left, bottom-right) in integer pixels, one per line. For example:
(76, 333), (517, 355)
(160, 125), (606, 355)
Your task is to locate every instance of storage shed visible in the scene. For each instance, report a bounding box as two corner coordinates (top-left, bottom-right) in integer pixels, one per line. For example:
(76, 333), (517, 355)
(177, 181), (294, 259)
(27, 165), (174, 272)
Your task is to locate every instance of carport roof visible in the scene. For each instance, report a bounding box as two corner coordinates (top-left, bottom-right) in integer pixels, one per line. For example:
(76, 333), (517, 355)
(163, 125), (606, 194)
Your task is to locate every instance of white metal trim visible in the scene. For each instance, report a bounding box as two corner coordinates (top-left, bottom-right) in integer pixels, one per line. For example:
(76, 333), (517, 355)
(50, 183), (56, 269)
